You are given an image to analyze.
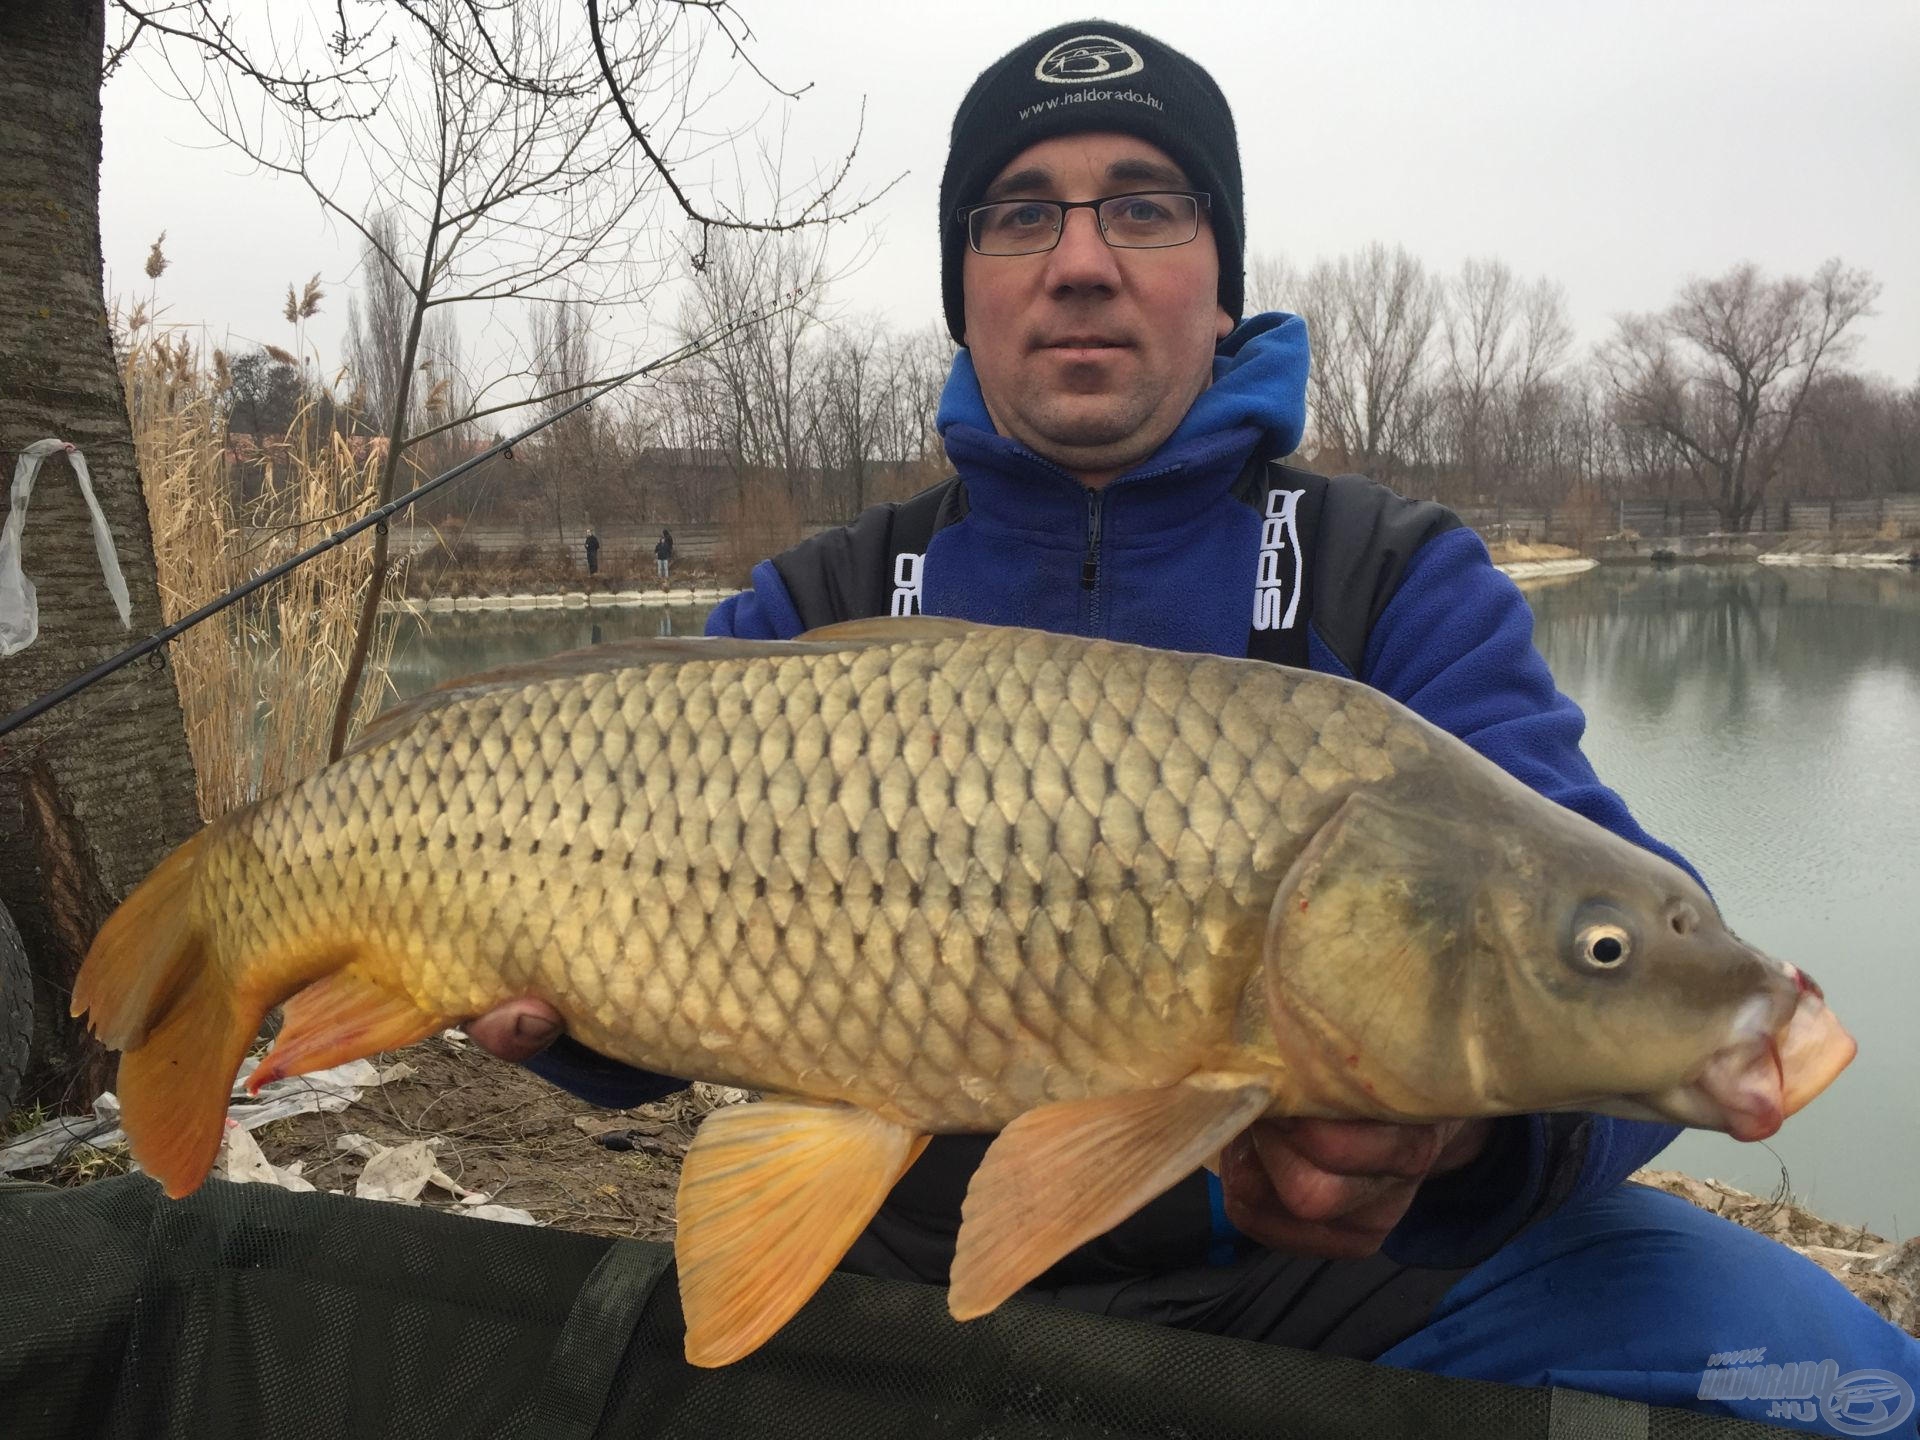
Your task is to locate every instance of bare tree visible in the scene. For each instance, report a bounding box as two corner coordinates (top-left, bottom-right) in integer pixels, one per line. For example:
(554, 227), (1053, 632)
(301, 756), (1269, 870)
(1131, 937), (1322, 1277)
(1294, 244), (1441, 481)
(1600, 259), (1880, 531)
(674, 226), (830, 508)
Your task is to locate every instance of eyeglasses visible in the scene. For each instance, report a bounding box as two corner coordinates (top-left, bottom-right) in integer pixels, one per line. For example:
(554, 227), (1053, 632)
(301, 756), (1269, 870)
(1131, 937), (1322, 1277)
(958, 191), (1211, 256)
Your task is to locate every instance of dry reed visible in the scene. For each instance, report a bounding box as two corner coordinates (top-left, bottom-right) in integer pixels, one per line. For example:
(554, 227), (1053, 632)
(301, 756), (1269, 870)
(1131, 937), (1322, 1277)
(120, 320), (406, 821)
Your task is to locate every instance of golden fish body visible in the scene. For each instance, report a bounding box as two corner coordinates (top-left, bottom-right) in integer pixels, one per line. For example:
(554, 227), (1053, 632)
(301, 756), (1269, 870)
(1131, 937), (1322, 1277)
(72, 618), (1855, 1367)
(204, 622), (1384, 1126)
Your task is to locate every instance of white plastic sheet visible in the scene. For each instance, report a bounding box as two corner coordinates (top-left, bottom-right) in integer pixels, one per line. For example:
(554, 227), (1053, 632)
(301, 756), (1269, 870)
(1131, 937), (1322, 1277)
(0, 1057), (384, 1176)
(0, 439), (132, 657)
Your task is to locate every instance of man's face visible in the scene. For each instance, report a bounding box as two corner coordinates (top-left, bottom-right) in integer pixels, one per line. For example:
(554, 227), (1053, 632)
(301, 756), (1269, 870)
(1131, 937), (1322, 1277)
(961, 132), (1232, 486)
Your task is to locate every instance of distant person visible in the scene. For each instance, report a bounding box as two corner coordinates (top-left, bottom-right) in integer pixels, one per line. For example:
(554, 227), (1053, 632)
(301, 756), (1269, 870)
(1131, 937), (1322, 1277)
(583, 529), (600, 581)
(654, 527), (673, 584)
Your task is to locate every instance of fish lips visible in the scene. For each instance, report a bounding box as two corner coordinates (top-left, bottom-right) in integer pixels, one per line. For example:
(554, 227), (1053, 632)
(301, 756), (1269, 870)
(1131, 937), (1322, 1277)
(1598, 975), (1856, 1140)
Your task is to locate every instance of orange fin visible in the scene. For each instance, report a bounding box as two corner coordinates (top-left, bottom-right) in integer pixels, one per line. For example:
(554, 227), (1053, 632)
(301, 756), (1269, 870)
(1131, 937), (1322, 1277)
(675, 1099), (926, 1367)
(948, 1080), (1271, 1322)
(71, 830), (210, 1049)
(247, 963), (450, 1093)
(72, 828), (278, 1198)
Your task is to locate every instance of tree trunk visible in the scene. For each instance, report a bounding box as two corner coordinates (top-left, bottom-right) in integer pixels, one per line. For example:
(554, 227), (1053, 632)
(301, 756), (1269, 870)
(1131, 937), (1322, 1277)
(0, 0), (202, 1112)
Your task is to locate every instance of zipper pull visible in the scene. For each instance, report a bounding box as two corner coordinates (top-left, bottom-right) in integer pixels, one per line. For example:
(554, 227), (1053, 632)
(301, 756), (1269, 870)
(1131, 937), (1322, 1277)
(1081, 491), (1101, 590)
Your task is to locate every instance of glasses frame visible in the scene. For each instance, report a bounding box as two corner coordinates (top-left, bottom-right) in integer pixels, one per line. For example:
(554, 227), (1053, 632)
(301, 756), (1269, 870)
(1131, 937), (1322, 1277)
(957, 190), (1213, 256)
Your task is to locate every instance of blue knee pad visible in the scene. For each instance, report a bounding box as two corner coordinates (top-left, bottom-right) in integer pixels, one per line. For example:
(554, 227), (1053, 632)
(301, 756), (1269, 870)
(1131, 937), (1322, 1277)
(1377, 1183), (1920, 1435)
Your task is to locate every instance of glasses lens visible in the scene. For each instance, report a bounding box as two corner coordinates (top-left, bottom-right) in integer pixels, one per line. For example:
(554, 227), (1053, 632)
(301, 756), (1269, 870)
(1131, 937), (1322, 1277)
(970, 201), (1064, 255)
(1097, 193), (1199, 248)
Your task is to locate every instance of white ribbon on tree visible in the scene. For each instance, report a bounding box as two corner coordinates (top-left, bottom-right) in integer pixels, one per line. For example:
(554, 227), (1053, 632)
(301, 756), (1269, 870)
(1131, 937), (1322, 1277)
(0, 439), (132, 658)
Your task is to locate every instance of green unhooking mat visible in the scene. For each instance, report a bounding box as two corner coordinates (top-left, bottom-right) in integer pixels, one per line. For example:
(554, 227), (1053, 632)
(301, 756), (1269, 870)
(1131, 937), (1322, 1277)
(0, 1174), (1801, 1439)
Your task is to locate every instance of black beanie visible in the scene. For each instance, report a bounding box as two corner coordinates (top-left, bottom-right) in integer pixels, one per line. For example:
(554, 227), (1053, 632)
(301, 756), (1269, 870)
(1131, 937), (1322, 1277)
(939, 21), (1243, 345)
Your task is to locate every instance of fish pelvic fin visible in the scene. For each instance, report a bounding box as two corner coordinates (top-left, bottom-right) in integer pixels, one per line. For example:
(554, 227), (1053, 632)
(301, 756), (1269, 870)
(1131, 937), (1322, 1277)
(675, 1099), (927, 1368)
(70, 829), (273, 1199)
(948, 1079), (1272, 1323)
(247, 964), (452, 1094)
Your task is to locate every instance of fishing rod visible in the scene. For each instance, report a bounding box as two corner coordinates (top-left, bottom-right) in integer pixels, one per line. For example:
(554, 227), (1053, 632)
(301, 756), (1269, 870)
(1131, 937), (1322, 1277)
(0, 325), (738, 744)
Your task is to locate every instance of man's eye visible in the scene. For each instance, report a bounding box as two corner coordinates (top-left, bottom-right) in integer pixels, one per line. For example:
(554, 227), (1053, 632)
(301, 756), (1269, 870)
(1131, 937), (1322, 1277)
(1118, 198), (1172, 223)
(992, 204), (1054, 231)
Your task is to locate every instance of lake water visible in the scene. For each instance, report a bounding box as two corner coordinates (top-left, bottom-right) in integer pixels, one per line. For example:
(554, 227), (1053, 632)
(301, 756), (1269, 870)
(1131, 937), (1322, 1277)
(386, 565), (1920, 1234)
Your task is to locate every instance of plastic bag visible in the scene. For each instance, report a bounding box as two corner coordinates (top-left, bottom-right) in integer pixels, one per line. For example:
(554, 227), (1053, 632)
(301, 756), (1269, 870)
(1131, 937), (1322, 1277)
(0, 439), (132, 658)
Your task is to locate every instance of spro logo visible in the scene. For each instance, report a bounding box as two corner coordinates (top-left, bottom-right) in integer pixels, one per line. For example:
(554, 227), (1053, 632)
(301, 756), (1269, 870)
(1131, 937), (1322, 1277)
(890, 552), (924, 616)
(1034, 35), (1145, 84)
(1253, 488), (1305, 631)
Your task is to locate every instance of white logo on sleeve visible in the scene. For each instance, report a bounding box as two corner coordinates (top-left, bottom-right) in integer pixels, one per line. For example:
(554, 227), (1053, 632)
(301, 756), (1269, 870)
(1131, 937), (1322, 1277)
(1034, 36), (1145, 84)
(1253, 488), (1305, 632)
(890, 552), (924, 617)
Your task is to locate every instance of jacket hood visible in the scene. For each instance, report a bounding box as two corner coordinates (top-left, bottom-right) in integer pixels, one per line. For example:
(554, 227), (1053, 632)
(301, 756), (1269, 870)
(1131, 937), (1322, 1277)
(936, 310), (1309, 473)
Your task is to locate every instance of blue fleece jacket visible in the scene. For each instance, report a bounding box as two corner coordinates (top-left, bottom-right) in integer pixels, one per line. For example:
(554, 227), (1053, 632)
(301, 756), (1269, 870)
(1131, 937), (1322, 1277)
(534, 312), (1688, 1269)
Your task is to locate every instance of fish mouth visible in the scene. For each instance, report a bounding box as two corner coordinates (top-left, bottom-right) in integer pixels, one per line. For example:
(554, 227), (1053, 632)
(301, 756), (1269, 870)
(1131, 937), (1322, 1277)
(1615, 970), (1857, 1140)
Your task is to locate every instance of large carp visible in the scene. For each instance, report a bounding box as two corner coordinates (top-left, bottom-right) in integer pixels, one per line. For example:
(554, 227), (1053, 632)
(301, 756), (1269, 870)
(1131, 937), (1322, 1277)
(73, 619), (1853, 1365)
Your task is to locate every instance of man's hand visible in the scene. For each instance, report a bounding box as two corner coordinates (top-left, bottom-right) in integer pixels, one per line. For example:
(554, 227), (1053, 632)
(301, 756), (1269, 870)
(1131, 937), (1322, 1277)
(1217, 1116), (1493, 1260)
(463, 997), (564, 1063)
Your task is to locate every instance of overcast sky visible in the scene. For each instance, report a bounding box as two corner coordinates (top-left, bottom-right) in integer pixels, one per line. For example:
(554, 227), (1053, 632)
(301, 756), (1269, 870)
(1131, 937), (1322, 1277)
(99, 0), (1919, 385)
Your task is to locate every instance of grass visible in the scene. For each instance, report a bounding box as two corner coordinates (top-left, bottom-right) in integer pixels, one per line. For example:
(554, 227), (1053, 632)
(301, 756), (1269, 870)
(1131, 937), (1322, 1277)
(119, 322), (406, 819)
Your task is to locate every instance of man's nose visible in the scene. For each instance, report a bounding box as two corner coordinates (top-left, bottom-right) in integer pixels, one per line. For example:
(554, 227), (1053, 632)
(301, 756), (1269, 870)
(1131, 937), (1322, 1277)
(1043, 206), (1122, 292)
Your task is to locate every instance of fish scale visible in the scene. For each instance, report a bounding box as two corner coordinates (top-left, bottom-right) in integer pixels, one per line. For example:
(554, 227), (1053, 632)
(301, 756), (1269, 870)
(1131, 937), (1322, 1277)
(190, 628), (1362, 1127)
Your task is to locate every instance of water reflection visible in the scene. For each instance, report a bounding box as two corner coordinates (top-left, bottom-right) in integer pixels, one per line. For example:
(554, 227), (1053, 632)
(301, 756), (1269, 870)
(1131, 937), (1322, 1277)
(385, 602), (715, 702)
(1531, 566), (1920, 1230)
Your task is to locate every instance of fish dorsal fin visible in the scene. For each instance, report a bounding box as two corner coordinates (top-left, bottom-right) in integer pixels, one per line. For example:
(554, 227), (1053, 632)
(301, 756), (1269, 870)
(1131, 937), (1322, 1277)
(948, 1079), (1271, 1322)
(675, 1099), (927, 1367)
(797, 616), (983, 644)
(346, 634), (876, 757)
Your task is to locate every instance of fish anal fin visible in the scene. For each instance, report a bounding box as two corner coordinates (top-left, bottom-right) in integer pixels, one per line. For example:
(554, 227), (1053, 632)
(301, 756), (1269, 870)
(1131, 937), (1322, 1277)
(949, 1080), (1271, 1322)
(248, 961), (450, 1093)
(675, 1100), (926, 1367)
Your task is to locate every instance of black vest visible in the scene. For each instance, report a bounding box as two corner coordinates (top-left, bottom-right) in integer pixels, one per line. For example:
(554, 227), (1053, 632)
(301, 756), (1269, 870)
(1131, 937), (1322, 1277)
(767, 459), (1462, 677)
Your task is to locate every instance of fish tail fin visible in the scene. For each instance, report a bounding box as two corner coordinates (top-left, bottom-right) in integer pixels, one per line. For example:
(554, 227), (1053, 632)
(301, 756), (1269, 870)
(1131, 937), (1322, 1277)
(71, 829), (272, 1198)
(72, 828), (442, 1199)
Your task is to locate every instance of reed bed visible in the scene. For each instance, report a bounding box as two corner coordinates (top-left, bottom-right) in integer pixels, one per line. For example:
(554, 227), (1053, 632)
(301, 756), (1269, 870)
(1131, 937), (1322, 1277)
(120, 321), (406, 821)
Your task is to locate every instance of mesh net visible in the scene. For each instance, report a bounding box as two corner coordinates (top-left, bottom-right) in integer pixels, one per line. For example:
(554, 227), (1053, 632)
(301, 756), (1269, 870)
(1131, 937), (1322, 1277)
(0, 1175), (1802, 1439)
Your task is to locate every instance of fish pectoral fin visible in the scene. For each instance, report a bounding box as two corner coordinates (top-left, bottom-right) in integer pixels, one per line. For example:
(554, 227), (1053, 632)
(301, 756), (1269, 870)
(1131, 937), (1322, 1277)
(248, 961), (451, 1092)
(948, 1079), (1271, 1322)
(675, 1099), (927, 1368)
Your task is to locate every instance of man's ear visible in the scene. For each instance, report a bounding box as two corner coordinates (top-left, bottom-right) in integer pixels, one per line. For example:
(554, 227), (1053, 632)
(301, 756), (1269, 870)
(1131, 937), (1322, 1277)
(1215, 307), (1234, 341)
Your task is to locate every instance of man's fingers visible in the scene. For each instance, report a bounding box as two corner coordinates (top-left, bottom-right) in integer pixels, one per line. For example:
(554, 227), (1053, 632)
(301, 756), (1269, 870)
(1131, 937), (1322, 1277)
(1268, 1116), (1458, 1182)
(1218, 1130), (1413, 1258)
(1247, 1122), (1410, 1221)
(463, 998), (564, 1062)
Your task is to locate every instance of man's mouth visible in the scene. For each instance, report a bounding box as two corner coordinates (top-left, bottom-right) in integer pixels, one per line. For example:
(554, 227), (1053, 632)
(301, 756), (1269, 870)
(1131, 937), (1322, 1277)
(1038, 336), (1130, 356)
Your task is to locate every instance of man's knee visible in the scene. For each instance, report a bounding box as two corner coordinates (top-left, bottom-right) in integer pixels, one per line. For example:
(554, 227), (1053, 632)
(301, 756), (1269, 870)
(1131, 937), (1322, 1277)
(1378, 1183), (1919, 1423)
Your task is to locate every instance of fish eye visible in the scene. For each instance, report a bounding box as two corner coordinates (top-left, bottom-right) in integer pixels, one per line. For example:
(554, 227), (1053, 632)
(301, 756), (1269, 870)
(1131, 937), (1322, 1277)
(1575, 922), (1633, 971)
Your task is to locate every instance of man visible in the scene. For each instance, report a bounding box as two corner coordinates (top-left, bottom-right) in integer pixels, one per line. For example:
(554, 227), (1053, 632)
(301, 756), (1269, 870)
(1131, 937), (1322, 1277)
(469, 21), (1918, 1423)
(583, 528), (600, 581)
(655, 526), (673, 584)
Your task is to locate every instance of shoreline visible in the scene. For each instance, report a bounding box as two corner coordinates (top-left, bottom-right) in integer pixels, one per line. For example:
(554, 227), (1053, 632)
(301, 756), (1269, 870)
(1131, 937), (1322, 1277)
(382, 550), (1916, 616)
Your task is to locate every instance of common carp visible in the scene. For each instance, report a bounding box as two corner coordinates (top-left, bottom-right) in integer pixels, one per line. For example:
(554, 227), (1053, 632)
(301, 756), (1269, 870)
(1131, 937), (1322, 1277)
(72, 619), (1854, 1365)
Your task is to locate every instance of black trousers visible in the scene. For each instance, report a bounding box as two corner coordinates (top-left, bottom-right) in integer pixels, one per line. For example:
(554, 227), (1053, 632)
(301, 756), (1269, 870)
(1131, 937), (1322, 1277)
(839, 1135), (1469, 1360)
